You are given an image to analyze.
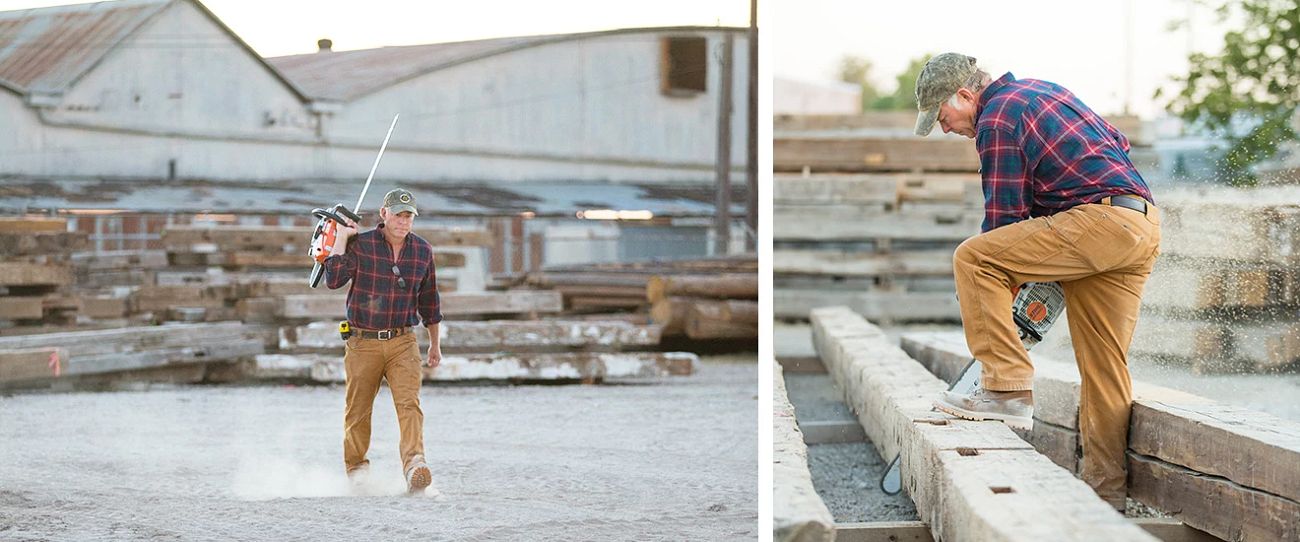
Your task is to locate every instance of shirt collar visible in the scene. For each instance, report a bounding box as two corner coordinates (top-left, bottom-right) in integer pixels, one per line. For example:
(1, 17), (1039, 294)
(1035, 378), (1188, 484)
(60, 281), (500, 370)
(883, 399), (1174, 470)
(975, 72), (1016, 123)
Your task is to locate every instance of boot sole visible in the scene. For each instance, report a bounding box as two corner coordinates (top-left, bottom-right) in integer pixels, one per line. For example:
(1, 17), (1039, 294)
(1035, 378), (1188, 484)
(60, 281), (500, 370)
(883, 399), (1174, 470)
(932, 400), (1033, 431)
(407, 465), (431, 494)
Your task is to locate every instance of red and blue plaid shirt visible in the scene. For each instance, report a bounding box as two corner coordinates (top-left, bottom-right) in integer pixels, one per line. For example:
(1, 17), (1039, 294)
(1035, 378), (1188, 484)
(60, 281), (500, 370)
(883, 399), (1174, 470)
(975, 73), (1153, 232)
(323, 228), (442, 330)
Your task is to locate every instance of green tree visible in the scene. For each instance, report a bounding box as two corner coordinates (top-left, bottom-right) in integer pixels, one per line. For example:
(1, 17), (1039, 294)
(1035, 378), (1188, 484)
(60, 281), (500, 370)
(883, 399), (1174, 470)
(863, 54), (933, 111)
(1159, 0), (1299, 186)
(837, 55), (881, 112)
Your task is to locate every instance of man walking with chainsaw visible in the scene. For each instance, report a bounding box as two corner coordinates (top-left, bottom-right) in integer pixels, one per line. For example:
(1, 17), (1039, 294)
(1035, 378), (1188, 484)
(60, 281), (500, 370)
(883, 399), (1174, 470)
(916, 53), (1160, 510)
(324, 188), (443, 494)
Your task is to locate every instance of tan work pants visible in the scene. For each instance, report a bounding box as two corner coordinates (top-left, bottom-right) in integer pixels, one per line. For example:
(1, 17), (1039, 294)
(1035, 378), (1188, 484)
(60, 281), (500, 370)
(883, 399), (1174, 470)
(953, 198), (1160, 501)
(343, 331), (426, 473)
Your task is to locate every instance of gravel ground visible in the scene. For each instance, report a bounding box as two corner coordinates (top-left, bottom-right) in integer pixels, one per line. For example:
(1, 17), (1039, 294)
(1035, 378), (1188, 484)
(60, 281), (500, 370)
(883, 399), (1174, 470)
(0, 357), (757, 541)
(781, 370), (918, 523)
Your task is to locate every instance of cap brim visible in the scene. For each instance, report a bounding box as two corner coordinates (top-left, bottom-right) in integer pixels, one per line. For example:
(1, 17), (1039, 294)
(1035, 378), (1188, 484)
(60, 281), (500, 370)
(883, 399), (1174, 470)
(914, 107), (940, 136)
(387, 204), (418, 216)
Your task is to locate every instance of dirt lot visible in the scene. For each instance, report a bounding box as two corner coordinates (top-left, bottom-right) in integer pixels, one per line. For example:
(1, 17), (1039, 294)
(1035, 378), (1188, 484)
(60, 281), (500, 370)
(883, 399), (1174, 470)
(0, 357), (757, 541)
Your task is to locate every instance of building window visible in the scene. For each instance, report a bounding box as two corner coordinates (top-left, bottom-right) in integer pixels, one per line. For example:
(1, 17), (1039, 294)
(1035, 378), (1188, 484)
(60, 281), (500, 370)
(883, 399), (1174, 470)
(661, 36), (707, 96)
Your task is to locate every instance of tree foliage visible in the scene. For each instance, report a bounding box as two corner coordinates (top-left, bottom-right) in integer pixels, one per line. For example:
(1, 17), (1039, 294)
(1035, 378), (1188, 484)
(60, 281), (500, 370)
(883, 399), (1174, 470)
(836, 54), (934, 112)
(837, 55), (881, 112)
(1160, 0), (1299, 186)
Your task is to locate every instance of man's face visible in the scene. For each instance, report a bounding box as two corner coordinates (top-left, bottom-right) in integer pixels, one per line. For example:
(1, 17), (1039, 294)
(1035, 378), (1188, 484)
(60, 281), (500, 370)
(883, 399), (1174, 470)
(380, 207), (415, 238)
(937, 88), (978, 139)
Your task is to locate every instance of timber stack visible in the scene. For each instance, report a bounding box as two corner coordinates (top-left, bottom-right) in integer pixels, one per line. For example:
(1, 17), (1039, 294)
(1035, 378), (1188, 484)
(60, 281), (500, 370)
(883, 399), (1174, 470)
(514, 255), (759, 343)
(0, 217), (90, 331)
(1129, 187), (1300, 373)
(773, 113), (982, 323)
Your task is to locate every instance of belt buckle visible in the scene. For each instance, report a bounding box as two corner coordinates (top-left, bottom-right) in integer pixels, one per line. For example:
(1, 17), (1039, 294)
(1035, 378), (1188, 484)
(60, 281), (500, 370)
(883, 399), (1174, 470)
(377, 329), (392, 340)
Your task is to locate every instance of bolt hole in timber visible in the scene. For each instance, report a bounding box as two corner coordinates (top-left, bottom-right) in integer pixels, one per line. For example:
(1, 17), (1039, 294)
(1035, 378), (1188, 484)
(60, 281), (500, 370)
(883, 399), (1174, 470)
(880, 282), (1066, 495)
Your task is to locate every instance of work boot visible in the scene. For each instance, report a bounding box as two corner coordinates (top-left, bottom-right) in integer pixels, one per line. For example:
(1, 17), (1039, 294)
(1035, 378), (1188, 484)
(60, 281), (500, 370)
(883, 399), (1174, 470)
(933, 387), (1034, 430)
(346, 462), (370, 490)
(405, 455), (432, 494)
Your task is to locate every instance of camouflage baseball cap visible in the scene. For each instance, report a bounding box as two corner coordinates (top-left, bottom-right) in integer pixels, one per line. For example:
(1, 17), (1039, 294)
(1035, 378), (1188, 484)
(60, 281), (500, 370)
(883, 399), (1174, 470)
(913, 53), (980, 136)
(383, 188), (418, 216)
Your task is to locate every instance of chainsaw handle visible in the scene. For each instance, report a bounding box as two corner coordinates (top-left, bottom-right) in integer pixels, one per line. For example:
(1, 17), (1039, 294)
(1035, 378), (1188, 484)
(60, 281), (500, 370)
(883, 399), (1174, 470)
(334, 204), (362, 224)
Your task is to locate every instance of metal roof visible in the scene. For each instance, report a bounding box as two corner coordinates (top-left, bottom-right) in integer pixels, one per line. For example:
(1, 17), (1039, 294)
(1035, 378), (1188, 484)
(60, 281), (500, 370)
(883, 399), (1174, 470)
(0, 0), (170, 94)
(267, 26), (745, 102)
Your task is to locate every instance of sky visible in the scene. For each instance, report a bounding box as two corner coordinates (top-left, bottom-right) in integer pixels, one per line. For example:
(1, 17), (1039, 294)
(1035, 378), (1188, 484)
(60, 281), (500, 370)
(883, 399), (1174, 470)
(1, 0), (753, 57)
(772, 0), (1238, 119)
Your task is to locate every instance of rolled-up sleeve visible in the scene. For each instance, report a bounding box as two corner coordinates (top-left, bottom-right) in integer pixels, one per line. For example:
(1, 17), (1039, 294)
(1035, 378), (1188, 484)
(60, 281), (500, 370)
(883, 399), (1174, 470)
(417, 258), (442, 325)
(976, 127), (1032, 232)
(323, 253), (357, 290)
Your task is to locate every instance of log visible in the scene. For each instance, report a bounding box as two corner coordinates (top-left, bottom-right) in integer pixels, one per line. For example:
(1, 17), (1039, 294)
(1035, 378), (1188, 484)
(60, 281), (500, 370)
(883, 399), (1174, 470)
(0, 263), (71, 287)
(810, 307), (1154, 541)
(651, 297), (692, 336)
(0, 217), (66, 233)
(773, 360), (835, 542)
(685, 300), (758, 339)
(645, 274), (759, 302)
(774, 136), (981, 173)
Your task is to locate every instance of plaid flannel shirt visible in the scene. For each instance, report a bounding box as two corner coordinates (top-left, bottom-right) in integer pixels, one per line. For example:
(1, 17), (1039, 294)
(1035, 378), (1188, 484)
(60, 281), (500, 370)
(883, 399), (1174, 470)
(323, 228), (442, 330)
(975, 73), (1153, 232)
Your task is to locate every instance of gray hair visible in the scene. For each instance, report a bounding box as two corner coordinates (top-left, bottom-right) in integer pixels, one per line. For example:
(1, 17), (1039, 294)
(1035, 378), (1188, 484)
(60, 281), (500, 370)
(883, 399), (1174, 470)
(947, 69), (992, 107)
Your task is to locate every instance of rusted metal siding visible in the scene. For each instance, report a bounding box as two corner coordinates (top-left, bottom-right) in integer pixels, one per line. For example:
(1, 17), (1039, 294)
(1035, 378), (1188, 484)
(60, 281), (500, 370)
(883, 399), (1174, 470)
(0, 0), (169, 92)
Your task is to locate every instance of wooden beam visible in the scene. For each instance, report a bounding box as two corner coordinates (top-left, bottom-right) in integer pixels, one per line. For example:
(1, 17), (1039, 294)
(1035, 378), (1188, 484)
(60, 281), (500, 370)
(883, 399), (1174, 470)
(775, 289), (961, 322)
(811, 307), (1155, 541)
(798, 419), (867, 444)
(1129, 453), (1298, 541)
(832, 521), (934, 542)
(775, 204), (980, 242)
(774, 136), (981, 173)
(0, 322), (273, 359)
(773, 360), (836, 542)
(278, 291), (564, 319)
(281, 320), (662, 351)
(0, 296), (45, 320)
(1129, 518), (1221, 542)
(0, 263), (71, 287)
(0, 217), (66, 233)
(774, 249), (954, 277)
(646, 274), (759, 302)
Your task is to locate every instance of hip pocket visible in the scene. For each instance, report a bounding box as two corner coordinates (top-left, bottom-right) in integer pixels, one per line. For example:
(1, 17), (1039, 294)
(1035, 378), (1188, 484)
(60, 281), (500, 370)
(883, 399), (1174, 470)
(1075, 210), (1144, 271)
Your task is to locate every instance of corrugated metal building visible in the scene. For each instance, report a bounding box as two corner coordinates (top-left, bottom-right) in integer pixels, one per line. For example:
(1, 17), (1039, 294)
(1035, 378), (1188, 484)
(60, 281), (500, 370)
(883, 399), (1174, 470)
(0, 0), (751, 185)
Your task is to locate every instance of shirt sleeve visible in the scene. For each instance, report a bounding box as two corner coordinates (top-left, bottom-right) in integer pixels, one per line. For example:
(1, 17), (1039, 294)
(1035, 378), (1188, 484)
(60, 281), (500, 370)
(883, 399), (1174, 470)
(976, 127), (1033, 232)
(417, 252), (443, 325)
(322, 252), (357, 290)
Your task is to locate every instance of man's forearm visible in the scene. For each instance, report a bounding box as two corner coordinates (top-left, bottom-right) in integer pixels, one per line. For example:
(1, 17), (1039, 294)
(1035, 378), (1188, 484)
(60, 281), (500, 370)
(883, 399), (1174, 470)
(426, 323), (440, 348)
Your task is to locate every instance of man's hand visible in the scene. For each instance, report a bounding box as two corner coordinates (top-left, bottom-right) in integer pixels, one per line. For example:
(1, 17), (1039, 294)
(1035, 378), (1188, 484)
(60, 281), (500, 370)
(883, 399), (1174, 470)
(424, 345), (442, 368)
(335, 219), (358, 240)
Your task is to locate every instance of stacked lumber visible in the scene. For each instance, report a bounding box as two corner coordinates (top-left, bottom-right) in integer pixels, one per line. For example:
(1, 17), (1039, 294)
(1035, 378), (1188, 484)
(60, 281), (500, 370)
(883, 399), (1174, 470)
(0, 218), (89, 329)
(1133, 188), (1300, 372)
(0, 322), (271, 389)
(774, 172), (980, 322)
(901, 331), (1300, 542)
(514, 256), (758, 343)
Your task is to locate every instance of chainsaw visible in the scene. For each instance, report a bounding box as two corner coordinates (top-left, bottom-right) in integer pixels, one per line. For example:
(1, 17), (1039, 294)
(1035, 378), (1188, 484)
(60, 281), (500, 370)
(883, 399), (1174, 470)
(308, 114), (400, 288)
(879, 281), (1066, 495)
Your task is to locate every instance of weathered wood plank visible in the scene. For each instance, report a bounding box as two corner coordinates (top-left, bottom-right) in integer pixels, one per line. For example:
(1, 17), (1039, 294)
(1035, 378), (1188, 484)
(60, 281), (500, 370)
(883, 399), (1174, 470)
(774, 249), (954, 277)
(0, 296), (45, 320)
(645, 274), (759, 302)
(279, 291), (564, 319)
(0, 217), (66, 233)
(0, 232), (88, 255)
(0, 263), (71, 287)
(0, 322), (272, 358)
(1129, 518), (1221, 542)
(280, 320), (662, 351)
(833, 521), (934, 542)
(775, 204), (981, 242)
(1128, 453), (1299, 542)
(0, 348), (64, 382)
(775, 137), (982, 173)
(775, 289), (960, 322)
(773, 173), (901, 206)
(811, 307), (1154, 542)
(798, 420), (867, 444)
(773, 360), (835, 542)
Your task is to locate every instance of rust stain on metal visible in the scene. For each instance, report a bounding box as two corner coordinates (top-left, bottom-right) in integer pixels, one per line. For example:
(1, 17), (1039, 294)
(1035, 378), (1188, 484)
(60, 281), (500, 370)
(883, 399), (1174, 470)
(0, 0), (168, 92)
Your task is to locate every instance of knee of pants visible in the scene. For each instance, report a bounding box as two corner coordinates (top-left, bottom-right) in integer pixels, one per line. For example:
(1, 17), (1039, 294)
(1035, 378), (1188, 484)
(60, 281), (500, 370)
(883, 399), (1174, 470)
(344, 403), (374, 422)
(393, 396), (422, 412)
(953, 237), (982, 271)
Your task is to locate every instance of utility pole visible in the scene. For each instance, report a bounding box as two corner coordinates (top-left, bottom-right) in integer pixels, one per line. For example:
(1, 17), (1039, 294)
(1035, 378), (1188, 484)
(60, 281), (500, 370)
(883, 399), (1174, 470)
(745, 0), (758, 252)
(714, 33), (734, 256)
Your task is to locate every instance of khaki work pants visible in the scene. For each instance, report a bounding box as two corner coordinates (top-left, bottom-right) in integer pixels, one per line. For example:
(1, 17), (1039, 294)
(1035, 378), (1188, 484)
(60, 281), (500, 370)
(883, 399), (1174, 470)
(953, 198), (1161, 501)
(343, 331), (426, 473)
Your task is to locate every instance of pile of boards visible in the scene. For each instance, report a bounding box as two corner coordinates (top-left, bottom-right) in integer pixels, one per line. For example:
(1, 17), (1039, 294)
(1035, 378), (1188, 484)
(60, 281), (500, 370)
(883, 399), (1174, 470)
(1130, 187), (1300, 373)
(514, 255), (759, 343)
(0, 217), (91, 330)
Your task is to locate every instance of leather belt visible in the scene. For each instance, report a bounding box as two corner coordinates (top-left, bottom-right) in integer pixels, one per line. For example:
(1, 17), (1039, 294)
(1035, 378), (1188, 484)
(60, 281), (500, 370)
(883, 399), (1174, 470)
(353, 326), (411, 340)
(1103, 195), (1148, 215)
